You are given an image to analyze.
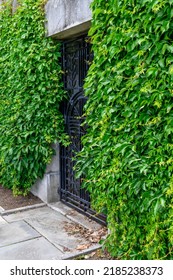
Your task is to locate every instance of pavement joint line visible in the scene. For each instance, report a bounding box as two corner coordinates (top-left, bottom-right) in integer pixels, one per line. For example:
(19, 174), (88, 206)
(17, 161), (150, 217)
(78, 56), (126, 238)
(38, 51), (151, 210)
(0, 236), (42, 249)
(23, 219), (65, 253)
(23, 219), (46, 237)
(0, 203), (47, 216)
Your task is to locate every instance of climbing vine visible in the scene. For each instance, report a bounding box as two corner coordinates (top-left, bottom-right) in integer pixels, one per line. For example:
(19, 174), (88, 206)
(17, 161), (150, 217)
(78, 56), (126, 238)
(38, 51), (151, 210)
(0, 0), (67, 195)
(76, 0), (173, 259)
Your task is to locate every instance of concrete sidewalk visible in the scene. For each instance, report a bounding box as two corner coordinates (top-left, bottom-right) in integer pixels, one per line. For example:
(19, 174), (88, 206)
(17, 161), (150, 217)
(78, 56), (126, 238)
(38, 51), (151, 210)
(0, 202), (105, 260)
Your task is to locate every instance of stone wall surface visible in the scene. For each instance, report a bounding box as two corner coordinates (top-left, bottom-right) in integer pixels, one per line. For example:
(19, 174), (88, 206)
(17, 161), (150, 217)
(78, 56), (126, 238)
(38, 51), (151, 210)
(45, 0), (92, 38)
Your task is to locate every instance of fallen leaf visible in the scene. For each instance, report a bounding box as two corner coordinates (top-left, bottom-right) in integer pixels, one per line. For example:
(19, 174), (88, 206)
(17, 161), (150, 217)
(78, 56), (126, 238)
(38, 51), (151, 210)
(76, 244), (91, 250)
(62, 246), (71, 252)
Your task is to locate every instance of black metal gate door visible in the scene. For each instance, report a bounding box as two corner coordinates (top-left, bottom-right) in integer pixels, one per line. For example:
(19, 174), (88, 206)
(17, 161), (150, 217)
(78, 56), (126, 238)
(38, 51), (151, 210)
(60, 36), (92, 215)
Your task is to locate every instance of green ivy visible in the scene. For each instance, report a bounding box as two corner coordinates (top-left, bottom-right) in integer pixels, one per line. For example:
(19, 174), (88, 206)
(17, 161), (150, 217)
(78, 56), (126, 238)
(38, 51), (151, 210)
(0, 0), (68, 195)
(76, 0), (173, 259)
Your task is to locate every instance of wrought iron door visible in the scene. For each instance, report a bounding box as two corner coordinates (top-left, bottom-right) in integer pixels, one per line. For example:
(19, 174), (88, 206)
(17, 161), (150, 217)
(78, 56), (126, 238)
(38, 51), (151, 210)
(60, 36), (92, 214)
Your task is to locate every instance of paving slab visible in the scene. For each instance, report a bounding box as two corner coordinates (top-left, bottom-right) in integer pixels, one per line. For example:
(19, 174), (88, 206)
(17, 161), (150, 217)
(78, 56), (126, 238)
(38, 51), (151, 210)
(25, 210), (91, 252)
(0, 237), (63, 260)
(0, 220), (40, 247)
(3, 206), (50, 222)
(49, 202), (102, 231)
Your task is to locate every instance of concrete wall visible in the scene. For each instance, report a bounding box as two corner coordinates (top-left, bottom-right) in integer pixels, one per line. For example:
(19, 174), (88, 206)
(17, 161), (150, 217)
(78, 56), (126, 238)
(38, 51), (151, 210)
(31, 144), (60, 203)
(1, 0), (92, 38)
(45, 0), (92, 39)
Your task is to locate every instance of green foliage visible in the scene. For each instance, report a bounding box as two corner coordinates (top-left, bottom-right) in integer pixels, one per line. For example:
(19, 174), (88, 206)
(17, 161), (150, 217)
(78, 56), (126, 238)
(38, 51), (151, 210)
(0, 0), (67, 195)
(76, 0), (173, 259)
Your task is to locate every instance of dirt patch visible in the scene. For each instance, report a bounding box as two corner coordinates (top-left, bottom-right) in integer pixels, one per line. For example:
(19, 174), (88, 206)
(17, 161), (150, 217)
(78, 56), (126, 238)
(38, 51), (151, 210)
(0, 184), (43, 210)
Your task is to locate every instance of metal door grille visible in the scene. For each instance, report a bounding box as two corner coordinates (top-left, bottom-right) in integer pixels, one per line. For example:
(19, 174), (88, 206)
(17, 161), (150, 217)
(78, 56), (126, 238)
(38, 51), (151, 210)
(60, 36), (106, 224)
